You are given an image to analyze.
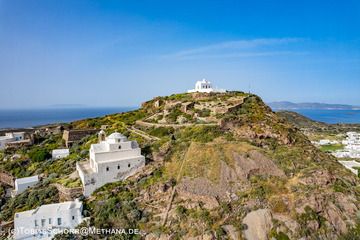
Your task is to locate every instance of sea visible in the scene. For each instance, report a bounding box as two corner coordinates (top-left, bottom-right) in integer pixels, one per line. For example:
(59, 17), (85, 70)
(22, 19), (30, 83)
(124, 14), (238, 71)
(0, 107), (136, 129)
(0, 108), (359, 129)
(290, 109), (360, 124)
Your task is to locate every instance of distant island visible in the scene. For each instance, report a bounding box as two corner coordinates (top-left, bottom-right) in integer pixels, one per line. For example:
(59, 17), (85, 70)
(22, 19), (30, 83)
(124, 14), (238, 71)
(268, 101), (360, 110)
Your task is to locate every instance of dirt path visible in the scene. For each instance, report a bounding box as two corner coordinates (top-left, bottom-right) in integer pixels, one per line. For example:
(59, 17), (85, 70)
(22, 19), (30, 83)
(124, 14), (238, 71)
(162, 145), (191, 226)
(125, 126), (160, 141)
(136, 120), (218, 129)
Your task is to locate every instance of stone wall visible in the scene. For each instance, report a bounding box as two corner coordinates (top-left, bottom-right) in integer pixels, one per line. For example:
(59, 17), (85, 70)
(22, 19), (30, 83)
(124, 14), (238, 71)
(62, 129), (98, 147)
(0, 171), (15, 187)
(52, 183), (83, 201)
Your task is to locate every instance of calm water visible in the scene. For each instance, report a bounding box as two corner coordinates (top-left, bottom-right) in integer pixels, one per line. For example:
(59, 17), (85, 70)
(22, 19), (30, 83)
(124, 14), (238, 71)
(0, 107), (135, 129)
(292, 109), (360, 124)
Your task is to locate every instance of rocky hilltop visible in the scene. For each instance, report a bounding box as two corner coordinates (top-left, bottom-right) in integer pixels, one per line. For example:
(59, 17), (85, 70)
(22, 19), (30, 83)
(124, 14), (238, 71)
(1, 91), (359, 240)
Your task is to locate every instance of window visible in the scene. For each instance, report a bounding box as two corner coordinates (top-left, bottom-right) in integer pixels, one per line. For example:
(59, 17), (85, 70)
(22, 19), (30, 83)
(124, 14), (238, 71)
(57, 218), (62, 225)
(49, 218), (52, 224)
(128, 163), (131, 168)
(118, 145), (121, 149)
(41, 219), (45, 227)
(117, 165), (120, 170)
(35, 220), (38, 227)
(72, 216), (75, 220)
(106, 167), (109, 171)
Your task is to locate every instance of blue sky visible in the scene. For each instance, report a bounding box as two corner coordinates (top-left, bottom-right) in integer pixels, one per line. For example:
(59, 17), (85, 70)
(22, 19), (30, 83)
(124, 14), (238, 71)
(0, 0), (359, 108)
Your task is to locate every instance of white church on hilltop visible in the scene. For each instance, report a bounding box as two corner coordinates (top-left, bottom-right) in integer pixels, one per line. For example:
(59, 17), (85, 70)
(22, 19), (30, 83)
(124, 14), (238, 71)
(76, 131), (145, 197)
(187, 79), (226, 93)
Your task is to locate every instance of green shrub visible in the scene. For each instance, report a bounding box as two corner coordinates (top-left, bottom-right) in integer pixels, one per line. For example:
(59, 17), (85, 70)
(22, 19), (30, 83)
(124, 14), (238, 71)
(175, 126), (222, 143)
(28, 148), (51, 162)
(149, 127), (174, 138)
(0, 185), (59, 222)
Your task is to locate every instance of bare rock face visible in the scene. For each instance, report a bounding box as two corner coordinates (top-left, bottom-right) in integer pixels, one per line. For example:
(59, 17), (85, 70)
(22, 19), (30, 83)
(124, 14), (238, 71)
(325, 202), (348, 235)
(242, 209), (273, 240)
(177, 177), (223, 209)
(233, 151), (285, 181)
(222, 225), (240, 240)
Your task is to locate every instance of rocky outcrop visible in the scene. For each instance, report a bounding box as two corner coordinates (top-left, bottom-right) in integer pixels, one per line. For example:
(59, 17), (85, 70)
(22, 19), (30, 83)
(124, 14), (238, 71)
(243, 209), (273, 240)
(233, 151), (285, 181)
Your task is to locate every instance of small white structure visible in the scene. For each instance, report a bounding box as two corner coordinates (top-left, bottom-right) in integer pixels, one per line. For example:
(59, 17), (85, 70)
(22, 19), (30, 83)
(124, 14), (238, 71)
(338, 160), (360, 175)
(187, 79), (226, 93)
(76, 132), (145, 197)
(13, 175), (39, 196)
(0, 132), (25, 150)
(52, 149), (70, 160)
(14, 199), (84, 240)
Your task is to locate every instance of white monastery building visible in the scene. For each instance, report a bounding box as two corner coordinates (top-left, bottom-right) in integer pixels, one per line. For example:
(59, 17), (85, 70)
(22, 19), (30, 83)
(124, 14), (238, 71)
(52, 149), (70, 160)
(187, 79), (226, 93)
(13, 175), (39, 196)
(0, 132), (25, 150)
(14, 199), (84, 240)
(76, 131), (145, 197)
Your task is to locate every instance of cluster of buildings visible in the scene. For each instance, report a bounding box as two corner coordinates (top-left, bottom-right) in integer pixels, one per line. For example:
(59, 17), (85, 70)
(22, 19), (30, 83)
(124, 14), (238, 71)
(13, 131), (145, 239)
(313, 132), (360, 176)
(312, 139), (340, 146)
(333, 132), (360, 159)
(187, 79), (226, 93)
(0, 132), (32, 150)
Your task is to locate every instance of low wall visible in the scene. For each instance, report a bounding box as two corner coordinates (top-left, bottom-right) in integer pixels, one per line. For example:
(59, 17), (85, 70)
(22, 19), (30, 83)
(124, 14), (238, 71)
(52, 183), (83, 201)
(0, 171), (15, 187)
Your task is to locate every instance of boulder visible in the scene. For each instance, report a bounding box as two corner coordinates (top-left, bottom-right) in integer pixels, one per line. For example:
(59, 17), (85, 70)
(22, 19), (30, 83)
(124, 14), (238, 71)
(243, 209), (273, 240)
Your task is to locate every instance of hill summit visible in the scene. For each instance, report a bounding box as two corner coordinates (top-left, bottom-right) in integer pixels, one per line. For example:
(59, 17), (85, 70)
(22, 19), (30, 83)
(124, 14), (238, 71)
(1, 91), (359, 240)
(77, 91), (359, 239)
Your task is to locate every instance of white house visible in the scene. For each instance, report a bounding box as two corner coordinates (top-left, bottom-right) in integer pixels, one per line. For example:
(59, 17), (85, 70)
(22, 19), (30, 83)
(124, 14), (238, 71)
(14, 199), (84, 240)
(13, 175), (39, 196)
(0, 132), (25, 150)
(338, 160), (360, 175)
(187, 79), (226, 93)
(76, 131), (145, 197)
(52, 149), (70, 160)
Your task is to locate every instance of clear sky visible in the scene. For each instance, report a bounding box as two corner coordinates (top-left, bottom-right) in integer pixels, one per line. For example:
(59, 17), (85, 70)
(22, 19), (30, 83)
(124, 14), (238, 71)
(0, 0), (359, 108)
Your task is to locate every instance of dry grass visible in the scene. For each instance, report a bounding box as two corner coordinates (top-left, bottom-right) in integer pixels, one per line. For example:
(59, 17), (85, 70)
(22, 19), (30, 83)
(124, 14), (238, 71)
(164, 139), (255, 183)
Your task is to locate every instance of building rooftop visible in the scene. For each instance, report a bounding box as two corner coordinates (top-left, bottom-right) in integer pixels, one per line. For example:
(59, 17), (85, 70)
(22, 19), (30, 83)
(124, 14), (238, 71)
(52, 149), (70, 154)
(15, 199), (82, 218)
(15, 175), (39, 185)
(107, 132), (126, 140)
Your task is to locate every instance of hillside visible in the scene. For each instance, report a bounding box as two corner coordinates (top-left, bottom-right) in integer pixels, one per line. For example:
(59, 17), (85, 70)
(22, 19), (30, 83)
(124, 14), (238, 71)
(1, 91), (360, 240)
(278, 110), (360, 133)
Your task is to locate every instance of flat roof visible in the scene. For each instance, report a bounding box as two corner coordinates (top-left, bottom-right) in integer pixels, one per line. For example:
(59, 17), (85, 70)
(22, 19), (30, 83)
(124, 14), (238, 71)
(52, 149), (70, 154)
(15, 175), (39, 185)
(15, 199), (82, 218)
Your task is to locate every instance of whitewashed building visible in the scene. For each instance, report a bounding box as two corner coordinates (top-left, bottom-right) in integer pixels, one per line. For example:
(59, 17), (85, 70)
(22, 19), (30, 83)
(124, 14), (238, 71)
(52, 149), (70, 160)
(0, 132), (25, 150)
(76, 131), (145, 197)
(14, 199), (84, 240)
(13, 175), (39, 196)
(338, 160), (360, 175)
(187, 79), (226, 93)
